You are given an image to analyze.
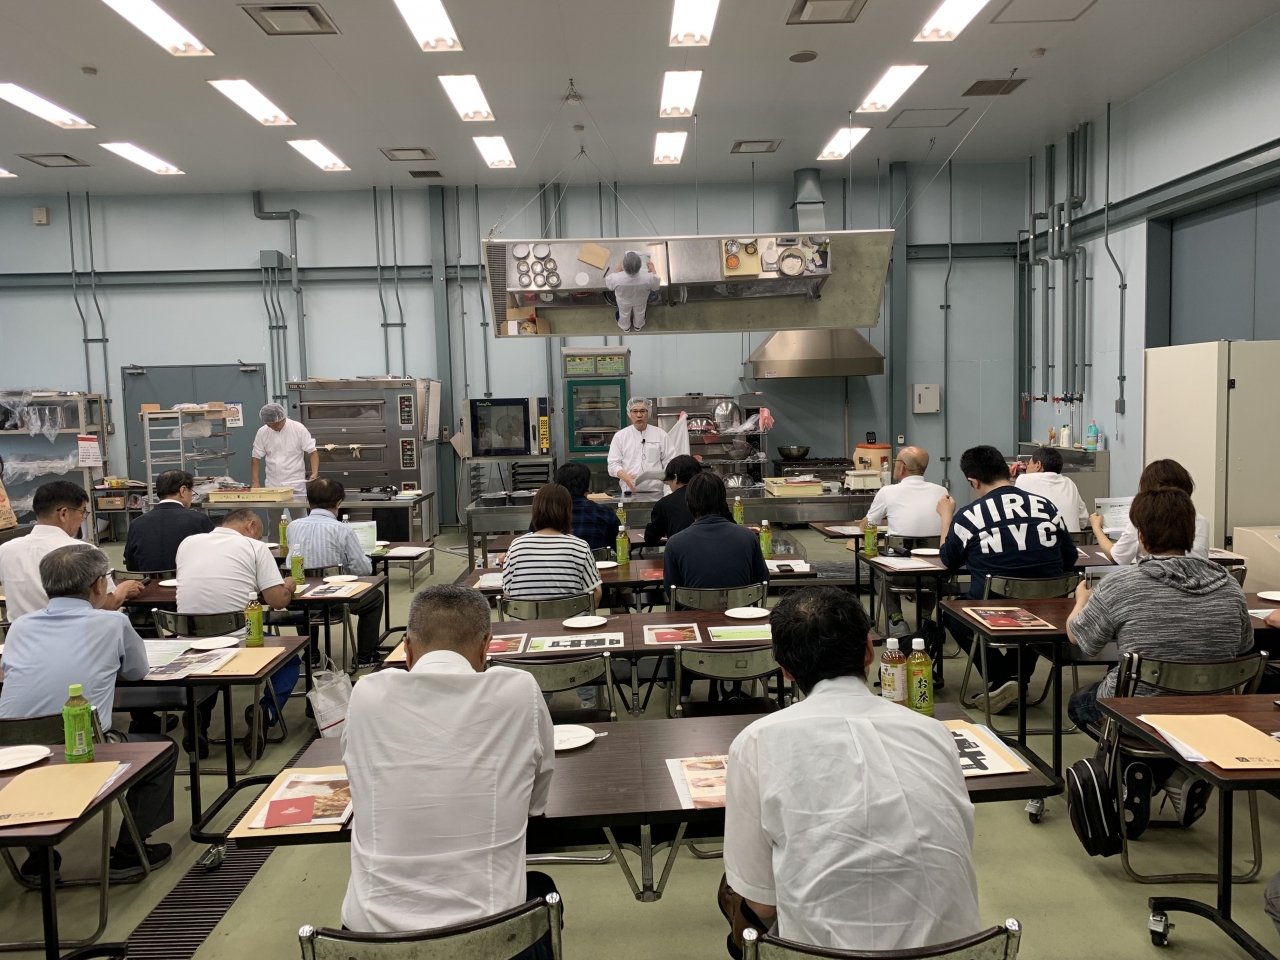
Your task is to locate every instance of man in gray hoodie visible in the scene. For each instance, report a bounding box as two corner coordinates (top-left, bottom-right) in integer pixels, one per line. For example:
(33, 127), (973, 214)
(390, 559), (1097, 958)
(1066, 487), (1253, 831)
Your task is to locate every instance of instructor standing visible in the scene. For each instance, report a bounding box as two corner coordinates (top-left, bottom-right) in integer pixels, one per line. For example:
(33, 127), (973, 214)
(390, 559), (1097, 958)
(251, 403), (318, 497)
(608, 397), (668, 501)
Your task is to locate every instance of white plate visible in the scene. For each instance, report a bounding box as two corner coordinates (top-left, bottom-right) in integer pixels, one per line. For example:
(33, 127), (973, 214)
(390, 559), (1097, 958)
(0, 745), (52, 772)
(595, 560), (618, 569)
(911, 547), (941, 556)
(158, 578), (178, 587)
(375, 540), (390, 546)
(554, 725), (597, 751)
(564, 615), (608, 629)
(725, 607), (771, 620)
(324, 575), (359, 583)
(1258, 591), (1280, 603)
(187, 635), (241, 651)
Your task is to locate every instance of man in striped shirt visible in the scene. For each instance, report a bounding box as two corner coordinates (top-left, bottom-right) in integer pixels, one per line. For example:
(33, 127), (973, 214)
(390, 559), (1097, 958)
(288, 479), (386, 665)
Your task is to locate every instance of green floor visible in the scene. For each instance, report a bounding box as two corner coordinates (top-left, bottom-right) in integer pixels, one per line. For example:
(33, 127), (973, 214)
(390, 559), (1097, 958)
(2, 529), (1278, 959)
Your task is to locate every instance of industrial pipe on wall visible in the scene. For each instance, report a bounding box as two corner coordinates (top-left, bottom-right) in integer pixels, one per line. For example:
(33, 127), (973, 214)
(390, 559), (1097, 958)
(253, 192), (308, 379)
(373, 187), (391, 375)
(475, 184), (493, 397)
(390, 185), (407, 375)
(65, 193), (93, 395)
(83, 193), (113, 428)
(1041, 144), (1055, 401)
(942, 161), (953, 488)
(1103, 103), (1128, 414)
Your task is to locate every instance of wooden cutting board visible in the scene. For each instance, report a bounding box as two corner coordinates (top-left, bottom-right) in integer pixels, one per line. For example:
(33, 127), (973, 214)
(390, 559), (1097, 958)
(722, 239), (761, 277)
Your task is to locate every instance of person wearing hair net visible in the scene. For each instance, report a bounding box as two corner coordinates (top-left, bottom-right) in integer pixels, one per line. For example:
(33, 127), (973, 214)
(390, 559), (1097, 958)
(607, 396), (669, 500)
(250, 403), (319, 499)
(605, 251), (661, 333)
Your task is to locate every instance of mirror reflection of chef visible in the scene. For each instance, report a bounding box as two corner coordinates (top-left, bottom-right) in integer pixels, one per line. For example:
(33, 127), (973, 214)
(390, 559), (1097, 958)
(605, 251), (661, 333)
(608, 397), (668, 500)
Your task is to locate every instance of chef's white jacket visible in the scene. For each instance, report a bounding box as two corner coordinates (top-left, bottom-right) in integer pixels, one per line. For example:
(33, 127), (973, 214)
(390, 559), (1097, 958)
(1015, 471), (1088, 532)
(607, 424), (669, 497)
(341, 649), (554, 932)
(1110, 514), (1211, 566)
(605, 269), (661, 326)
(725, 676), (981, 952)
(251, 418), (316, 496)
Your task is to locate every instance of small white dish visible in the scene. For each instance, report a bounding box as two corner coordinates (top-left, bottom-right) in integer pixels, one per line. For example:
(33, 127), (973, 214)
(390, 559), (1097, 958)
(553, 725), (598, 751)
(0, 745), (52, 772)
(595, 560), (619, 569)
(324, 575), (359, 583)
(375, 540), (390, 546)
(911, 547), (941, 556)
(158, 578), (178, 587)
(725, 607), (771, 620)
(1258, 591), (1280, 603)
(564, 615), (608, 629)
(187, 636), (241, 651)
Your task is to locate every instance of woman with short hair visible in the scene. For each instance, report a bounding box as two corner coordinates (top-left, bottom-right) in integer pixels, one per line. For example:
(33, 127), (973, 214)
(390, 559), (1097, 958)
(1091, 458), (1210, 564)
(502, 484), (603, 606)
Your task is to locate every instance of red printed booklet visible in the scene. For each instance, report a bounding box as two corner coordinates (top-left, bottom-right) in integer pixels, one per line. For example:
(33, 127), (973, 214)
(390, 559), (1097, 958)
(963, 606), (1055, 630)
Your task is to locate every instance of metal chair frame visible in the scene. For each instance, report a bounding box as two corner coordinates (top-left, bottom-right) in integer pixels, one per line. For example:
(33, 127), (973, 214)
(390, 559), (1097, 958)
(302, 565), (357, 675)
(670, 583), (767, 612)
(742, 919), (1022, 960)
(298, 893), (562, 960)
(1099, 650), (1268, 885)
(498, 593), (595, 622)
(1228, 565), (1247, 587)
(876, 536), (941, 635)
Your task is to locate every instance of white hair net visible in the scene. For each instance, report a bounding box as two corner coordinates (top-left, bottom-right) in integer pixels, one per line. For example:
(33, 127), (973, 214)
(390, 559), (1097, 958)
(259, 403), (287, 424)
(622, 251), (643, 275)
(626, 397), (651, 413)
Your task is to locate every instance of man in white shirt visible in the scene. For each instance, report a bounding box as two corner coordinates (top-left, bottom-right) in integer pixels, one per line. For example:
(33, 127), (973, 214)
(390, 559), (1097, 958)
(1014, 446), (1088, 532)
(250, 403), (318, 499)
(0, 481), (141, 620)
(722, 586), (980, 955)
(858, 447), (947, 636)
(604, 250), (661, 332)
(607, 396), (668, 500)
(342, 583), (559, 948)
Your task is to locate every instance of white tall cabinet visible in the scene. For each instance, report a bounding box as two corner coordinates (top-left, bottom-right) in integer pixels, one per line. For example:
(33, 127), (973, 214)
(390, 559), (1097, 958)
(1143, 340), (1280, 548)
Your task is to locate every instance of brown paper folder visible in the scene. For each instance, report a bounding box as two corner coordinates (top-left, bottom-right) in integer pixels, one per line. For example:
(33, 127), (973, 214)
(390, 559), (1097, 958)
(227, 765), (347, 841)
(385, 641), (407, 663)
(0, 762), (119, 827)
(207, 647), (285, 676)
(1140, 714), (1280, 769)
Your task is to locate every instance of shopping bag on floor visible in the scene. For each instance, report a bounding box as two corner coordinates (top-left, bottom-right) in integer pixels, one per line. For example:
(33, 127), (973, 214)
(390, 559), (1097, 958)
(306, 657), (352, 738)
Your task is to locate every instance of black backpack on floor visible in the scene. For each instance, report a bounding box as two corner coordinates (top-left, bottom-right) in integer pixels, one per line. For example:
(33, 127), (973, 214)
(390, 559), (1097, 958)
(1067, 755), (1123, 857)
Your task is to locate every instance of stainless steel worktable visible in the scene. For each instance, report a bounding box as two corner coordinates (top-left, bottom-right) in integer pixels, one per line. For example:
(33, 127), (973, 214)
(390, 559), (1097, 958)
(202, 491), (435, 542)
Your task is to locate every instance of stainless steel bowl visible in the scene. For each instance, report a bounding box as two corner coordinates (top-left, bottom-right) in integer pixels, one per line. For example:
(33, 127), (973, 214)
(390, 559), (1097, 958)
(777, 445), (810, 460)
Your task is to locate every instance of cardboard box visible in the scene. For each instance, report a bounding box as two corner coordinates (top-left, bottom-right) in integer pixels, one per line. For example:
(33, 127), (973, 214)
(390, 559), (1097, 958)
(95, 496), (125, 510)
(206, 487), (296, 503)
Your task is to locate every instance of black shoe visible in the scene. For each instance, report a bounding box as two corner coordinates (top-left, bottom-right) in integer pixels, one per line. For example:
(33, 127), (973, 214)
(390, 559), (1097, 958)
(110, 842), (171, 882)
(19, 849), (62, 884)
(1165, 768), (1214, 827)
(180, 727), (210, 760)
(1122, 761), (1153, 840)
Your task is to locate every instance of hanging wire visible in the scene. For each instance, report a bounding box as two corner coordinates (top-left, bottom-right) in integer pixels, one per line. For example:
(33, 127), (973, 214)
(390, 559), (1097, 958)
(581, 151), (658, 235)
(490, 149), (585, 238)
(543, 150), (584, 229)
(578, 91), (661, 234)
(487, 81), (573, 237)
(694, 113), (700, 234)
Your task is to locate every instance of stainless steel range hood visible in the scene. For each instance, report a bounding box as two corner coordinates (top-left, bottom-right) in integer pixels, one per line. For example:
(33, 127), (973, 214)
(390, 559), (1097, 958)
(745, 328), (884, 379)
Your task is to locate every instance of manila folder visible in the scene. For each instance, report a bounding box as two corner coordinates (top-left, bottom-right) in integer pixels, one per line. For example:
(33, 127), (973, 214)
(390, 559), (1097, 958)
(1141, 714), (1280, 770)
(0, 762), (120, 827)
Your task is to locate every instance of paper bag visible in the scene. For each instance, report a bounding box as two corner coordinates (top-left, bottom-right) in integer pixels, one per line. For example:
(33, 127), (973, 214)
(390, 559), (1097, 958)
(0, 476), (16, 531)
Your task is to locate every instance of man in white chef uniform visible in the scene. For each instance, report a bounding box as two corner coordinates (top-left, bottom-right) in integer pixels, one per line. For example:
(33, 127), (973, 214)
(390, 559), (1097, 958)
(251, 403), (319, 529)
(608, 397), (668, 502)
(605, 251), (661, 333)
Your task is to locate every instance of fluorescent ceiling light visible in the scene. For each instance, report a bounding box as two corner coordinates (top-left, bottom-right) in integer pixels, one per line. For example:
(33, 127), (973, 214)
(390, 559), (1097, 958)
(393, 0), (462, 51)
(100, 142), (183, 174)
(98, 0), (213, 55)
(0, 167), (16, 178)
(473, 136), (515, 168)
(653, 131), (688, 164)
(817, 126), (869, 160)
(659, 70), (701, 118)
(288, 139), (350, 171)
(208, 80), (294, 126)
(857, 65), (927, 113)
(438, 75), (492, 121)
(670, 0), (720, 46)
(0, 84), (94, 129)
(916, 0), (992, 41)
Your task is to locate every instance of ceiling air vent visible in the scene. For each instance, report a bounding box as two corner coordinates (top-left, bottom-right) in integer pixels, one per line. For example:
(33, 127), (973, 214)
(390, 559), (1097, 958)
(888, 108), (967, 128)
(18, 153), (90, 168)
(241, 4), (339, 35)
(381, 147), (437, 162)
(786, 0), (869, 25)
(409, 170), (443, 178)
(992, 0), (1097, 23)
(962, 78), (1027, 97)
(731, 140), (783, 155)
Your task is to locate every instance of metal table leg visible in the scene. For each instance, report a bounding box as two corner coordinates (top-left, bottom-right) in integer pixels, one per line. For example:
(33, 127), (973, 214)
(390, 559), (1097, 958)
(602, 823), (687, 903)
(185, 689), (202, 822)
(39, 847), (58, 960)
(222, 685), (236, 790)
(1016, 644), (1027, 748)
(1052, 639), (1063, 778)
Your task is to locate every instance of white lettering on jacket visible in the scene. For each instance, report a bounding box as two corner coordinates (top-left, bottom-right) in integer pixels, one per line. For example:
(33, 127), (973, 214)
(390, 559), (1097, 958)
(985, 499), (1001, 525)
(978, 528), (1003, 553)
(1028, 495), (1050, 520)
(1037, 521), (1058, 547)
(1001, 494), (1027, 519)
(953, 524), (973, 547)
(961, 504), (986, 531)
(1008, 523), (1029, 550)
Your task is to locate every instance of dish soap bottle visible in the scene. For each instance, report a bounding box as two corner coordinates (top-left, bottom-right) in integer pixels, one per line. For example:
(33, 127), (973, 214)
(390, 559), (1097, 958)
(1060, 423), (1072, 448)
(759, 520), (773, 560)
(907, 638), (934, 717)
(881, 637), (906, 704)
(63, 684), (94, 763)
(733, 496), (744, 525)
(245, 597), (264, 647)
(616, 524), (630, 564)
(1086, 420), (1099, 451)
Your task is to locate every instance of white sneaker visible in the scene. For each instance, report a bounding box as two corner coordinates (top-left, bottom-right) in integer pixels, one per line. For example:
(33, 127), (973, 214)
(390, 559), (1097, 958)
(578, 694), (598, 710)
(974, 680), (1019, 715)
(889, 619), (912, 638)
(632, 317), (646, 331)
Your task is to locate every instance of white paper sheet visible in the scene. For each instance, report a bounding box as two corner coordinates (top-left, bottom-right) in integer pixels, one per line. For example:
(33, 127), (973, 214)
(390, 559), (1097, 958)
(1249, 609), (1277, 621)
(143, 640), (193, 668)
(384, 546), (430, 558)
(476, 572), (504, 589)
(870, 556), (936, 571)
(1094, 496), (1133, 536)
(765, 559), (811, 574)
(824, 525), (863, 536)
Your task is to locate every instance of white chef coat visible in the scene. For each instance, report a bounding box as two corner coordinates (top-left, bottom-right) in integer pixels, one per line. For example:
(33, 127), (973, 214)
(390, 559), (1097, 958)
(341, 649), (554, 933)
(175, 527), (284, 630)
(724, 676), (981, 952)
(604, 268), (661, 327)
(0, 524), (116, 620)
(1015, 472), (1088, 532)
(251, 418), (317, 496)
(864, 475), (949, 538)
(1110, 514), (1211, 566)
(607, 424), (669, 498)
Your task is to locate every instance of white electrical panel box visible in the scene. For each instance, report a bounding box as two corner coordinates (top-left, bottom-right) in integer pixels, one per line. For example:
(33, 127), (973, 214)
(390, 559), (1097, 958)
(913, 383), (940, 414)
(32, 207), (49, 226)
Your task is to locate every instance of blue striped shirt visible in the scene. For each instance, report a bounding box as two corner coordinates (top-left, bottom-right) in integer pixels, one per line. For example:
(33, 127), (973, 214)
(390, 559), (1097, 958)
(287, 509), (372, 576)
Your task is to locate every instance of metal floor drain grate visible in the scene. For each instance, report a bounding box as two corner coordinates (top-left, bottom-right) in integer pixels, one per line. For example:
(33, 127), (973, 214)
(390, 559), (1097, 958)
(127, 738), (317, 959)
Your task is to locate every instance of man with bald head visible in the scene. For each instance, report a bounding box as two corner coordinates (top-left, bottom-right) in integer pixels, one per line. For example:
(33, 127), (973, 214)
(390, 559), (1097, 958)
(858, 446), (948, 636)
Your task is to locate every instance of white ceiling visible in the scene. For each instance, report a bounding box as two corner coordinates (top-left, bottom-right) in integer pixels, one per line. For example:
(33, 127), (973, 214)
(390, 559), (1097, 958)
(0, 0), (1277, 194)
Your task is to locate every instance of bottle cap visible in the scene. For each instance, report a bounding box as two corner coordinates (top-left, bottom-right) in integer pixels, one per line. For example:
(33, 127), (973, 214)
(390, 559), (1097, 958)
(912, 637), (925, 651)
(886, 637), (899, 651)
(68, 683), (83, 697)
(762, 520), (769, 527)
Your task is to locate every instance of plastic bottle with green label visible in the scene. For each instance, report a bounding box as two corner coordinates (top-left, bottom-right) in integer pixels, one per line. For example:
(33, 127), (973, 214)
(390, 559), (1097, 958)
(733, 496), (744, 525)
(863, 522), (879, 557)
(278, 511), (289, 551)
(881, 637), (906, 704)
(245, 598), (264, 647)
(907, 637), (934, 717)
(759, 520), (773, 560)
(63, 684), (94, 763)
(616, 524), (630, 564)
(289, 542), (306, 584)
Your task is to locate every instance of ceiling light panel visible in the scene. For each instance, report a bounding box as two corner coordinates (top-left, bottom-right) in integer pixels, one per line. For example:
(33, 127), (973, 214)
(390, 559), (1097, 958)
(473, 136), (515, 168)
(857, 65), (927, 113)
(394, 0), (462, 51)
(670, 0), (719, 46)
(99, 0), (213, 55)
(818, 126), (869, 160)
(659, 70), (701, 118)
(100, 142), (183, 174)
(653, 131), (688, 164)
(208, 80), (294, 125)
(288, 139), (350, 171)
(0, 84), (94, 129)
(916, 0), (992, 41)
(0, 168), (16, 178)
(439, 75), (492, 121)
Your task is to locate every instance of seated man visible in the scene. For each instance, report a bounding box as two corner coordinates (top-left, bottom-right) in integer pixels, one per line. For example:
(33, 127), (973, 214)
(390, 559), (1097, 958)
(0, 544), (178, 880)
(1014, 446), (1088, 533)
(664, 472), (768, 598)
(176, 509), (295, 750)
(938, 445), (1078, 714)
(645, 454), (708, 545)
(287, 479), (385, 666)
(0, 480), (141, 620)
(124, 469), (215, 573)
(1067, 487), (1252, 830)
(342, 584), (559, 955)
(722, 586), (980, 955)
(526, 462), (618, 552)
(858, 446), (947, 636)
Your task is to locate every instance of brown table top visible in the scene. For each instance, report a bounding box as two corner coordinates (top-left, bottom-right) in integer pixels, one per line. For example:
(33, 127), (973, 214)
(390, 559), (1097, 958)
(1096, 694), (1280, 790)
(812, 523), (864, 539)
(119, 634), (309, 687)
(1247, 593), (1280, 628)
(464, 557), (811, 595)
(0, 742), (171, 846)
(861, 547), (1113, 572)
(124, 574), (386, 608)
(941, 597), (1073, 639)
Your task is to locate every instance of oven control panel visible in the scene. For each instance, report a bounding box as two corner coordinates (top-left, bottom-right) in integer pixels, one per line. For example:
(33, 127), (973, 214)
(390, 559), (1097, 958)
(397, 393), (415, 428)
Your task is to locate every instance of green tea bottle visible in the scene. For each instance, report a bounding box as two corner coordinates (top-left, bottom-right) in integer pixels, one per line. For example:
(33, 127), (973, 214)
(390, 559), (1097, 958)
(245, 597), (264, 647)
(278, 513), (289, 551)
(616, 524), (630, 564)
(63, 684), (94, 763)
(733, 496), (744, 525)
(863, 522), (879, 557)
(759, 520), (773, 560)
(289, 542), (306, 584)
(880, 637), (906, 704)
(907, 637), (934, 717)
